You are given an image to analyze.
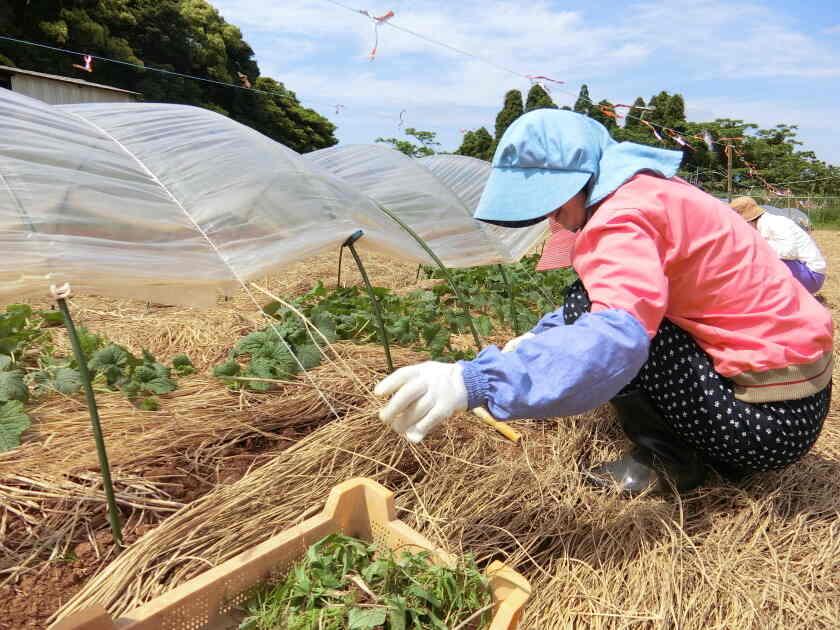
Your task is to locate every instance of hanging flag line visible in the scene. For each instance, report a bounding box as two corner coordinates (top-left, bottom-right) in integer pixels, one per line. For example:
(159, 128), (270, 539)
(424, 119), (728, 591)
(315, 1), (808, 197)
(3, 16), (824, 197)
(527, 75), (565, 94)
(71, 54), (93, 73)
(0, 34), (338, 109)
(356, 9), (395, 60)
(0, 34), (418, 133)
(770, 174), (840, 186)
(728, 145), (794, 196)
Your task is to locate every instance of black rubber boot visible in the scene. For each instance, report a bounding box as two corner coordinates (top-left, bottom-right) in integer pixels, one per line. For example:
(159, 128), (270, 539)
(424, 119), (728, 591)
(588, 391), (706, 495)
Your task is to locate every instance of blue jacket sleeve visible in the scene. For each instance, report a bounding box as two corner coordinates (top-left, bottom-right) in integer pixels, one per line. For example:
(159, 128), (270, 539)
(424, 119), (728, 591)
(530, 307), (565, 334)
(459, 309), (649, 420)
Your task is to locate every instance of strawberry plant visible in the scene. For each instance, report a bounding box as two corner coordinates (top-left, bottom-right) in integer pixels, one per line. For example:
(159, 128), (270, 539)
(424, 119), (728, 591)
(217, 256), (575, 391)
(0, 303), (195, 453)
(239, 533), (492, 630)
(0, 304), (54, 452)
(424, 253), (577, 333)
(0, 400), (30, 453)
(214, 319), (325, 392)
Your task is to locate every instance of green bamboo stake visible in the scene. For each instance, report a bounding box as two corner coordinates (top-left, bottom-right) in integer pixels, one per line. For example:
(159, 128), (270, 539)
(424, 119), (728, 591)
(375, 205), (483, 350)
(497, 264), (520, 335)
(55, 289), (123, 548)
(343, 230), (394, 373)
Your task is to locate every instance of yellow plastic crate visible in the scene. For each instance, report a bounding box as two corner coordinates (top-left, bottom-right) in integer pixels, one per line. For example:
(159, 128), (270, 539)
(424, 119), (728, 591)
(54, 478), (531, 630)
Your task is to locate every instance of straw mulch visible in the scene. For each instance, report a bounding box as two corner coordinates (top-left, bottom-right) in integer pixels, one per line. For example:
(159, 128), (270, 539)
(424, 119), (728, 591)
(53, 401), (840, 629)
(0, 340), (402, 582)
(4, 239), (840, 629)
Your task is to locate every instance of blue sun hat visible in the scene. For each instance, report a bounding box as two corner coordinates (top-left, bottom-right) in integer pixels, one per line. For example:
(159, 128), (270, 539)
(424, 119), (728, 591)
(474, 109), (684, 226)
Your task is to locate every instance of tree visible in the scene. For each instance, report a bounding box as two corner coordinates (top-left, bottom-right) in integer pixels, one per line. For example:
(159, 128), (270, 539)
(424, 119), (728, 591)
(525, 84), (556, 112)
(376, 127), (440, 158)
(484, 84), (839, 197)
(495, 89), (524, 142)
(647, 91), (686, 129)
(590, 99), (618, 129)
(0, 0), (336, 152)
(573, 84), (593, 115)
(624, 97), (647, 130)
(456, 127), (494, 161)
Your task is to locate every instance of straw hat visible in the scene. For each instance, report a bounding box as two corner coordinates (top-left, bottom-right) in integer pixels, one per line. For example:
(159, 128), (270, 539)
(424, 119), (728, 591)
(730, 196), (766, 222)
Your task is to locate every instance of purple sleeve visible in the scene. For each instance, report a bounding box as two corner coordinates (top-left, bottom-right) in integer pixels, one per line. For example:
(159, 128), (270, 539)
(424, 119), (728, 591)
(459, 309), (649, 420)
(530, 307), (565, 334)
(783, 260), (826, 294)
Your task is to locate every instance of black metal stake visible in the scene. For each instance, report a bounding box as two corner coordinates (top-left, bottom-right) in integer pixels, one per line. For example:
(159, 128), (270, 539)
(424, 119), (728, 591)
(374, 204), (483, 351)
(57, 297), (123, 548)
(343, 230), (394, 373)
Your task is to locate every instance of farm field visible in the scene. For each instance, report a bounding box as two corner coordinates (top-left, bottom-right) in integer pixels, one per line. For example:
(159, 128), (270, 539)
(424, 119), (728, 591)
(1, 233), (839, 630)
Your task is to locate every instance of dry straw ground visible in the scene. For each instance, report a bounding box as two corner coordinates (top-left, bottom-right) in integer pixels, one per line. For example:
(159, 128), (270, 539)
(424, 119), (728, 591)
(2, 237), (839, 629)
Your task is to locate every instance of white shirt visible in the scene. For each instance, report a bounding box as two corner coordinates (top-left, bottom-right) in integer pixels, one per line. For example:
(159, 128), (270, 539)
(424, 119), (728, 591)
(757, 212), (826, 274)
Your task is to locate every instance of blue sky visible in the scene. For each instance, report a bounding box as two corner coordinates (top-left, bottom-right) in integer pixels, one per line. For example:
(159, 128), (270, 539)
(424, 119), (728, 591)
(213, 0), (840, 164)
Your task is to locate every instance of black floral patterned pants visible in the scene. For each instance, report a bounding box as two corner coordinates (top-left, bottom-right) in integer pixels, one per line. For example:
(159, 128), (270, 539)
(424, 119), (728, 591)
(563, 280), (830, 472)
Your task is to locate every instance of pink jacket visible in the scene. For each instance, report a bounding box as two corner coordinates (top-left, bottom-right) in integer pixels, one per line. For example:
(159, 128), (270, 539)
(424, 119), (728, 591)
(573, 175), (833, 403)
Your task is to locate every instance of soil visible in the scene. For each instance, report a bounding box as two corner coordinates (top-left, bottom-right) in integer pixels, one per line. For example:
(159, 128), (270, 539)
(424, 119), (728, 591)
(0, 429), (306, 629)
(4, 232), (840, 629)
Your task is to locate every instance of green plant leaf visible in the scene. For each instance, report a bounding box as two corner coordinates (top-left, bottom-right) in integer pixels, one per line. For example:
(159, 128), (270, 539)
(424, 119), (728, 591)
(171, 354), (195, 375)
(144, 378), (176, 395)
(234, 331), (271, 356)
(475, 315), (493, 337)
(213, 360), (240, 378)
(407, 584), (441, 609)
(0, 400), (30, 452)
(88, 344), (132, 386)
(421, 324), (449, 358)
(260, 300), (282, 318)
(53, 367), (82, 395)
(311, 311), (337, 344)
(348, 607), (387, 629)
(132, 364), (177, 395)
(386, 316), (414, 345)
(39, 310), (65, 327)
(138, 397), (160, 411)
(0, 355), (12, 371)
(141, 349), (157, 365)
(132, 364), (158, 382)
(386, 595), (407, 630)
(0, 370), (28, 402)
(77, 327), (105, 359)
(121, 380), (141, 400)
(294, 344), (322, 370)
(244, 358), (274, 391)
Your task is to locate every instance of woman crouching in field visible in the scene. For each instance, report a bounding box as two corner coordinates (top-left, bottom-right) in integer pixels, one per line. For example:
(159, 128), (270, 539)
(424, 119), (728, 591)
(375, 109), (833, 495)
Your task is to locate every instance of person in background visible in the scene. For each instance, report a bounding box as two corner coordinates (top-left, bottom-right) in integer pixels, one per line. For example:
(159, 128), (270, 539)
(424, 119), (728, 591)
(731, 196), (826, 294)
(375, 110), (833, 496)
(763, 204), (811, 232)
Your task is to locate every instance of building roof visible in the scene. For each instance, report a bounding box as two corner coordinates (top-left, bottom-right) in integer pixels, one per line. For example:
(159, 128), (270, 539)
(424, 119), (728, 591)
(0, 65), (141, 96)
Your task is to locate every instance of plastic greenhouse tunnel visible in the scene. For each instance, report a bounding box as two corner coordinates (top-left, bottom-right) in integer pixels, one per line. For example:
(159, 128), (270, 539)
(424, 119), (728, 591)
(0, 89), (548, 547)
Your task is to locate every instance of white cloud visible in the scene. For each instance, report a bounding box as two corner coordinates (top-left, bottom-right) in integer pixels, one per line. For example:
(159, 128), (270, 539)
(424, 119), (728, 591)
(211, 0), (840, 162)
(629, 0), (840, 79)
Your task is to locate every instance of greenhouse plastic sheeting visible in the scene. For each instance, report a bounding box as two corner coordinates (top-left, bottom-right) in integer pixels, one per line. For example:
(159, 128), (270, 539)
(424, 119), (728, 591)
(304, 145), (515, 267)
(419, 154), (547, 261)
(763, 205), (811, 231)
(0, 89), (430, 306)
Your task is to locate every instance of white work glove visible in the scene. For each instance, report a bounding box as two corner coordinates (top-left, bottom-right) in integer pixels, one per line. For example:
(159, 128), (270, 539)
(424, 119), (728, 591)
(374, 361), (468, 443)
(502, 331), (536, 353)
